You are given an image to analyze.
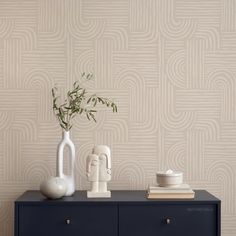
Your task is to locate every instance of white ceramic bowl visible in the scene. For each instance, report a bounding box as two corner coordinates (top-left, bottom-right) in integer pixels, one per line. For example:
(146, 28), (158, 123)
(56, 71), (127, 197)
(156, 170), (183, 187)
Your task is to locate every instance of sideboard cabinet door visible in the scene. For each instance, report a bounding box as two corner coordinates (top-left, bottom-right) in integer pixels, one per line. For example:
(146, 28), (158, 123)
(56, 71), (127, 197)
(119, 204), (217, 236)
(18, 204), (117, 236)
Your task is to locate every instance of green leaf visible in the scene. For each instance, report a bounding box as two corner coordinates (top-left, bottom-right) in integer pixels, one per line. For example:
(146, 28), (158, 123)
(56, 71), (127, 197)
(89, 112), (97, 122)
(87, 97), (92, 104)
(52, 77), (117, 130)
(86, 113), (90, 120)
(93, 98), (97, 107)
(59, 123), (66, 130)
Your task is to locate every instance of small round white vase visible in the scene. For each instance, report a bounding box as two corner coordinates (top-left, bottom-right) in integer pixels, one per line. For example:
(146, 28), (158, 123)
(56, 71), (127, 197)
(40, 177), (67, 199)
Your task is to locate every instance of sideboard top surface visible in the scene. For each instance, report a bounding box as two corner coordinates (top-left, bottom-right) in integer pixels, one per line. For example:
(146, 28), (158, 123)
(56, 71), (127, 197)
(15, 190), (220, 204)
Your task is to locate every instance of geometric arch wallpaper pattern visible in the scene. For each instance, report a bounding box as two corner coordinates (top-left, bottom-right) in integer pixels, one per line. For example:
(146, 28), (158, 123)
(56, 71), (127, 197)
(0, 0), (235, 235)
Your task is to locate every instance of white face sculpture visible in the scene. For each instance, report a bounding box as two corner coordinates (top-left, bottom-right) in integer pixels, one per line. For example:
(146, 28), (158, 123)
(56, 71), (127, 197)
(87, 154), (99, 182)
(93, 145), (111, 159)
(98, 154), (111, 182)
(87, 145), (112, 183)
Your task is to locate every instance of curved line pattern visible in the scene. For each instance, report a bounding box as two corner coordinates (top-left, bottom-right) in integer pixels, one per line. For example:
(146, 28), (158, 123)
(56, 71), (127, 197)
(73, 111), (106, 131)
(12, 27), (37, 51)
(0, 19), (14, 39)
(68, 0), (106, 40)
(193, 119), (220, 141)
(159, 0), (197, 40)
(74, 50), (94, 80)
(115, 69), (144, 88)
(195, 28), (220, 50)
(129, 0), (158, 43)
(104, 27), (129, 51)
(166, 50), (186, 88)
(75, 142), (94, 177)
(114, 161), (146, 189)
(127, 87), (158, 134)
(23, 69), (54, 121)
(206, 161), (234, 213)
(130, 30), (158, 44)
(160, 20), (197, 40)
(159, 82), (195, 131)
(1, 0), (235, 235)
(207, 69), (235, 121)
(114, 70), (157, 134)
(23, 69), (53, 89)
(0, 111), (14, 130)
(102, 119), (129, 142)
(22, 160), (52, 184)
(166, 141), (185, 170)
(207, 69), (235, 90)
(115, 69), (145, 122)
(39, 29), (66, 43)
(12, 118), (37, 141)
(38, 0), (66, 43)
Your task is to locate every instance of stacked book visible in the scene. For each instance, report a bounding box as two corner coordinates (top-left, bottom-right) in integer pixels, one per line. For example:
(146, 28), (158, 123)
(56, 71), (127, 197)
(147, 184), (195, 199)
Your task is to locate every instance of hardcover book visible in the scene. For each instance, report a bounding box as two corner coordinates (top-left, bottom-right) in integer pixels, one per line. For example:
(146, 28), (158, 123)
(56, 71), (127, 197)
(147, 184), (195, 199)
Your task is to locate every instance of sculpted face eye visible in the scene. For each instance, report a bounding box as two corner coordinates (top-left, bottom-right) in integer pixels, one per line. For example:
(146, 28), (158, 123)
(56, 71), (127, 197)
(91, 160), (98, 166)
(99, 154), (106, 161)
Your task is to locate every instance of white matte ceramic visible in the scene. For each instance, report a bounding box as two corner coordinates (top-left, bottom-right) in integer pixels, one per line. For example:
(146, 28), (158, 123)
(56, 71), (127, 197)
(156, 170), (183, 187)
(56, 130), (75, 196)
(86, 145), (111, 198)
(40, 177), (67, 199)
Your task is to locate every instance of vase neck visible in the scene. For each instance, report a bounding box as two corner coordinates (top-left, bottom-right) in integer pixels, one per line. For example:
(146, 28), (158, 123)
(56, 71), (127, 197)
(62, 130), (70, 139)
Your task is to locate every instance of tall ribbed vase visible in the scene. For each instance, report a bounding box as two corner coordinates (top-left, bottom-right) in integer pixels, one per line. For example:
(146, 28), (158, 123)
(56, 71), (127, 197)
(56, 130), (75, 196)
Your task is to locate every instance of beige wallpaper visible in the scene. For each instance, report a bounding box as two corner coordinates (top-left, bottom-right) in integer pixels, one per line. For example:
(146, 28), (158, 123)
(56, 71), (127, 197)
(0, 0), (235, 235)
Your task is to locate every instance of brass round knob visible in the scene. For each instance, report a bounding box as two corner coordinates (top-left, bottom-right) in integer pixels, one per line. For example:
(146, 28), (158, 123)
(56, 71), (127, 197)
(165, 218), (171, 224)
(66, 219), (71, 225)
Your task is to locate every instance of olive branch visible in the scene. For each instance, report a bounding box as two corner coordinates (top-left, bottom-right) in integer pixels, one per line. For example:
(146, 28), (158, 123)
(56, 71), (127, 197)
(52, 73), (117, 131)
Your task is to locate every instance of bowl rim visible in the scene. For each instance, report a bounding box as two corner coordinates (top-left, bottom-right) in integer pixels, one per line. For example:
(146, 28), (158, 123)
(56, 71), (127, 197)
(156, 171), (183, 177)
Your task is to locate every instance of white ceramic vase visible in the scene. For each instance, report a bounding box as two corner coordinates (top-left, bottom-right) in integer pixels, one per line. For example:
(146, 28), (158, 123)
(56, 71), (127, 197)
(40, 177), (67, 199)
(56, 130), (75, 196)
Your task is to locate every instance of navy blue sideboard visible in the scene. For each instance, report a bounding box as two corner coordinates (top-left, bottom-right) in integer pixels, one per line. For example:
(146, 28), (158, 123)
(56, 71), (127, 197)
(15, 190), (220, 236)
